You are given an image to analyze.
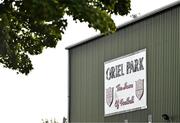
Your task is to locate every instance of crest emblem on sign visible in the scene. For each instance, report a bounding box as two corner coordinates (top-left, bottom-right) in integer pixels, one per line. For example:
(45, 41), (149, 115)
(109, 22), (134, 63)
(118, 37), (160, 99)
(135, 79), (144, 100)
(106, 87), (114, 107)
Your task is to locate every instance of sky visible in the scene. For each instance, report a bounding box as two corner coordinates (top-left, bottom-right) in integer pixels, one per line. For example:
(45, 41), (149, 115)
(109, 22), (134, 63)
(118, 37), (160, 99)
(0, 0), (178, 123)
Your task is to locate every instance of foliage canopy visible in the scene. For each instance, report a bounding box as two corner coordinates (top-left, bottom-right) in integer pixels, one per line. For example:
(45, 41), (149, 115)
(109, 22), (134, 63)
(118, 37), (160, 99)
(0, 0), (131, 75)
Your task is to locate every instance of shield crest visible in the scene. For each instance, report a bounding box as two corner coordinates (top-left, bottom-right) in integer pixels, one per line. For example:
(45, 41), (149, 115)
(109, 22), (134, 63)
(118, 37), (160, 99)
(135, 79), (144, 100)
(106, 87), (114, 107)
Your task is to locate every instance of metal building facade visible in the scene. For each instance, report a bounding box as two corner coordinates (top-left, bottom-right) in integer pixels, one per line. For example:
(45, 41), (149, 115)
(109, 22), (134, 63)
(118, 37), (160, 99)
(66, 2), (180, 122)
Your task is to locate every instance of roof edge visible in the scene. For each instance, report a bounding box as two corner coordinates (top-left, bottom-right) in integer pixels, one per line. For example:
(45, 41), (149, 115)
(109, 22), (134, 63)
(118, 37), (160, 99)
(66, 0), (180, 50)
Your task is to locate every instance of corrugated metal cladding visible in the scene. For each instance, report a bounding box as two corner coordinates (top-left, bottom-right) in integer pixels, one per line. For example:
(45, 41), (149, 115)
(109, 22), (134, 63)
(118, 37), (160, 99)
(68, 3), (180, 123)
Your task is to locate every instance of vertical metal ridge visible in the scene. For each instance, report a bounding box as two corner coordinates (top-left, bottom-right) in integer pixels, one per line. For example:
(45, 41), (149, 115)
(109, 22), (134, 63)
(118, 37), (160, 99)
(68, 5), (180, 122)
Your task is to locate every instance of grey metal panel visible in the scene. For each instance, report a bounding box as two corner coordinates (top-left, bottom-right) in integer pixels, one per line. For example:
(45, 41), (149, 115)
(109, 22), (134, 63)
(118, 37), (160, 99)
(69, 5), (180, 122)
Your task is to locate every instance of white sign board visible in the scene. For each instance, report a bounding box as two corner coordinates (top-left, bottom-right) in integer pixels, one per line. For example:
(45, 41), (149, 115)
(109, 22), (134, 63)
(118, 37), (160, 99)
(104, 49), (147, 116)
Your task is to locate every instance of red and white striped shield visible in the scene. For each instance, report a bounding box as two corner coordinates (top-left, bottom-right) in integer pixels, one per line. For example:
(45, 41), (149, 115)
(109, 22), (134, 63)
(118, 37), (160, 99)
(135, 79), (144, 100)
(106, 87), (114, 107)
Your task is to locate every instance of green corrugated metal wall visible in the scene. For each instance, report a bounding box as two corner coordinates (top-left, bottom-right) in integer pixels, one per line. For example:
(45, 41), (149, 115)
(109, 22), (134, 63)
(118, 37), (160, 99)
(69, 4), (180, 122)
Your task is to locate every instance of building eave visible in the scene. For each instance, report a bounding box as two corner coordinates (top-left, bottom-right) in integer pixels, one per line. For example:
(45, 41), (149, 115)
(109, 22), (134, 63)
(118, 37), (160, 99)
(65, 0), (180, 50)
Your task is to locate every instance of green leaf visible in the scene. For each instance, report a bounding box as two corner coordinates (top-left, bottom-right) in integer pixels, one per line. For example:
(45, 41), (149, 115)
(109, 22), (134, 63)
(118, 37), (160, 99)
(0, 0), (131, 75)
